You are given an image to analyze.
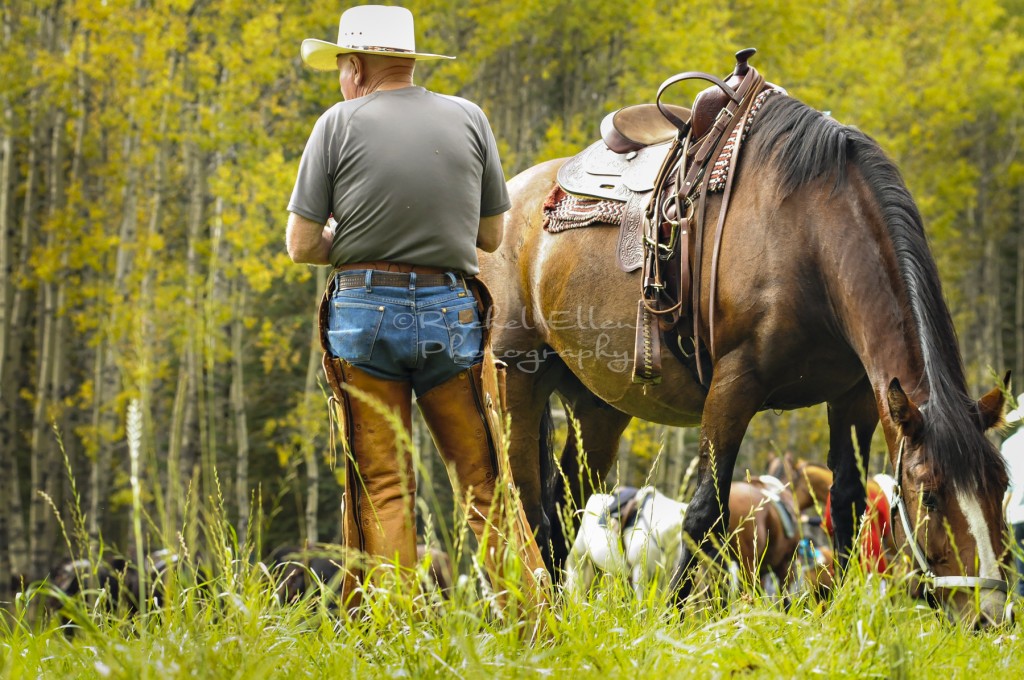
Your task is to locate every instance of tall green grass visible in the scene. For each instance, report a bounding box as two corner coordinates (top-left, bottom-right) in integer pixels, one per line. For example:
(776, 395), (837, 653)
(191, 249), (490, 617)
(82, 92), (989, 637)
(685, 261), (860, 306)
(2, 543), (1021, 679)
(2, 417), (1021, 679)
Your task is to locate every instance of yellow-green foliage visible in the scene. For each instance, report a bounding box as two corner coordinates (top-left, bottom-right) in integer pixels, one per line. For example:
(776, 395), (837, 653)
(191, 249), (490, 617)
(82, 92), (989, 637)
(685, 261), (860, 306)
(2, 0), (1022, 569)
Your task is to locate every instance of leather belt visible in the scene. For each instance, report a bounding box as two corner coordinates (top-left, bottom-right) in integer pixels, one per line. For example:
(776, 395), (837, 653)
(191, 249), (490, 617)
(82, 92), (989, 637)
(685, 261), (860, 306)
(335, 260), (451, 275)
(333, 270), (465, 291)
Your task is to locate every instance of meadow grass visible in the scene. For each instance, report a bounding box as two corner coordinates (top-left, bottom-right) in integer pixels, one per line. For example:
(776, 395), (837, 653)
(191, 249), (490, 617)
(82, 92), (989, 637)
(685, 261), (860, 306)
(2, 416), (1020, 679)
(1, 542), (1021, 679)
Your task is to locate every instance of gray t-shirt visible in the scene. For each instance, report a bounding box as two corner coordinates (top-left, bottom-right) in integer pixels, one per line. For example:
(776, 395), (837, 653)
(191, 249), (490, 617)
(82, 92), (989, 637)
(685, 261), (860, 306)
(287, 86), (510, 275)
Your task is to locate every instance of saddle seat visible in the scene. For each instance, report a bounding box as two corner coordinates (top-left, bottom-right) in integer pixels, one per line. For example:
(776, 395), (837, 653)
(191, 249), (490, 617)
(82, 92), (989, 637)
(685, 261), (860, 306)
(601, 103), (692, 154)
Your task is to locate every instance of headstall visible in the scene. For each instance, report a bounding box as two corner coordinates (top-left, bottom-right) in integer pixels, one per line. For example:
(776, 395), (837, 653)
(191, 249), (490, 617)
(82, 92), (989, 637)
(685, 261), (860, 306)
(891, 436), (1008, 593)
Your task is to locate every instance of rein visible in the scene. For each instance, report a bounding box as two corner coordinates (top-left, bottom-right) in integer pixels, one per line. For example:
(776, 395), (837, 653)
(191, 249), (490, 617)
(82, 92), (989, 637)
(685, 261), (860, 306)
(891, 437), (1008, 594)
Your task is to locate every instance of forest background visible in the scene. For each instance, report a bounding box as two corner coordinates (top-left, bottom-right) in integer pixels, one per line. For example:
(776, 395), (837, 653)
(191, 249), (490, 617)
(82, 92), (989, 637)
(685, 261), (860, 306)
(1, 0), (1022, 597)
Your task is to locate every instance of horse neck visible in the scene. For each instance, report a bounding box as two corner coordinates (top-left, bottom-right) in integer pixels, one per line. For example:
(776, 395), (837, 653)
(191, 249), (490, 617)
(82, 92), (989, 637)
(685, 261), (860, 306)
(823, 173), (931, 412)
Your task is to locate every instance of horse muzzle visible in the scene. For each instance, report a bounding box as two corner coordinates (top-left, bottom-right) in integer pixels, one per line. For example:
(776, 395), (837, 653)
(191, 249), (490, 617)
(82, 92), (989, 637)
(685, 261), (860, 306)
(934, 578), (1011, 628)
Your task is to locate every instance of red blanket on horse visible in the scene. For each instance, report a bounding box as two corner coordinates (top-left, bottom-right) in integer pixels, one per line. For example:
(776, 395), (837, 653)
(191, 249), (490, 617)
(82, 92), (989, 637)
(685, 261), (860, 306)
(823, 485), (892, 573)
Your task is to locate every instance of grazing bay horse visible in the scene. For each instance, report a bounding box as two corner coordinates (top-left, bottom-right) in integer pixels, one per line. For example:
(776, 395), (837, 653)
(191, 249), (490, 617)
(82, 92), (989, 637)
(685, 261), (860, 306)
(480, 90), (1011, 624)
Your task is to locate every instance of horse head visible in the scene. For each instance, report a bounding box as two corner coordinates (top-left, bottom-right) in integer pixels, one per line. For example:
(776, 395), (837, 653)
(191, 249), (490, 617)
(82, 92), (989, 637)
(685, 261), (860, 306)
(765, 451), (796, 485)
(886, 378), (1011, 627)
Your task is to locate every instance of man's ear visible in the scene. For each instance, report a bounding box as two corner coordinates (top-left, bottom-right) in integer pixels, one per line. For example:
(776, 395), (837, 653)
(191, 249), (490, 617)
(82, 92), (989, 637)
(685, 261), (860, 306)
(351, 55), (363, 85)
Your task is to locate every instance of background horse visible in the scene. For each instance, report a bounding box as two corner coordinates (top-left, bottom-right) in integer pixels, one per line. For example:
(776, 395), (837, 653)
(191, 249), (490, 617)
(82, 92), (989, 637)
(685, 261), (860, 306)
(729, 478), (801, 594)
(481, 87), (1010, 624)
(775, 457), (895, 574)
(564, 479), (803, 597)
(565, 486), (687, 595)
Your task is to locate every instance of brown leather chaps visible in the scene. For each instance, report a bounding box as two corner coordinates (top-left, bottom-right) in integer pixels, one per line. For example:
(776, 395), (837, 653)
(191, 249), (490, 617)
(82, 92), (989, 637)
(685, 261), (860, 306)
(417, 362), (549, 609)
(320, 280), (549, 612)
(323, 358), (548, 609)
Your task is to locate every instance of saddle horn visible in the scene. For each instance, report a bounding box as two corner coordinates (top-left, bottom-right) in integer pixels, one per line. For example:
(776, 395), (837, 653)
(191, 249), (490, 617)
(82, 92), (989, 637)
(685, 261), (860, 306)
(654, 47), (760, 135)
(734, 47), (757, 75)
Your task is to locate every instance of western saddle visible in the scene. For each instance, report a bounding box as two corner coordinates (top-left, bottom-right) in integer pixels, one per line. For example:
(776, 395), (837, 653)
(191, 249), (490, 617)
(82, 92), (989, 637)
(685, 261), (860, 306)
(554, 48), (776, 386)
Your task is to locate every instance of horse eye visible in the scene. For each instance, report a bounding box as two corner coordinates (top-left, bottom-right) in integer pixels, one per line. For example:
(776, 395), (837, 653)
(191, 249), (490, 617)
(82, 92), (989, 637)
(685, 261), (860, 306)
(921, 491), (939, 512)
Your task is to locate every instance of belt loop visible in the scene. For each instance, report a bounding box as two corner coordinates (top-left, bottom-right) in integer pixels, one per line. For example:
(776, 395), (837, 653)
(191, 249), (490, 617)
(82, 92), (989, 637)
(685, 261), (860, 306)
(409, 271), (417, 291)
(364, 270), (373, 292)
(446, 272), (457, 290)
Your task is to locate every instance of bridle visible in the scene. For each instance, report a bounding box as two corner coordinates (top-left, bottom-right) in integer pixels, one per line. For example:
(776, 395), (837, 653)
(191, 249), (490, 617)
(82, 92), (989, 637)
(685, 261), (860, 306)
(891, 436), (1008, 594)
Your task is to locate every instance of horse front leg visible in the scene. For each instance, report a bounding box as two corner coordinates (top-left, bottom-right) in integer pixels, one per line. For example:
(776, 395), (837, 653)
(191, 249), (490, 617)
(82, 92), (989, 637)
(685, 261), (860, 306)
(669, 359), (763, 603)
(826, 379), (878, 574)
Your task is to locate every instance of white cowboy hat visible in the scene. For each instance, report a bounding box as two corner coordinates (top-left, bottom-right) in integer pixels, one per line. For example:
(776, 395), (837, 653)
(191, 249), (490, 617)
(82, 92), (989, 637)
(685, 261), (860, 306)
(1007, 393), (1024, 424)
(301, 5), (455, 71)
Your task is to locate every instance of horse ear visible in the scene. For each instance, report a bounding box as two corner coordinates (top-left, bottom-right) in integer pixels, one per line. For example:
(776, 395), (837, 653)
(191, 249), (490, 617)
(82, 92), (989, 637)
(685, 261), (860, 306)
(887, 377), (923, 441)
(975, 373), (1008, 431)
(784, 452), (797, 482)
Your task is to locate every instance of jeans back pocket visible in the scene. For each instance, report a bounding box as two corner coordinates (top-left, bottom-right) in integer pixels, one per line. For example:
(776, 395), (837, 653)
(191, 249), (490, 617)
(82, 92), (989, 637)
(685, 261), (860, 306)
(442, 303), (483, 367)
(327, 300), (387, 363)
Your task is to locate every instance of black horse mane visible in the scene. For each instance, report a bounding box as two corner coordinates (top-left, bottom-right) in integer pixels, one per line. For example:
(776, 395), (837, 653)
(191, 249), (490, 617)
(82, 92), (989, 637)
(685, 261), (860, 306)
(746, 95), (1005, 496)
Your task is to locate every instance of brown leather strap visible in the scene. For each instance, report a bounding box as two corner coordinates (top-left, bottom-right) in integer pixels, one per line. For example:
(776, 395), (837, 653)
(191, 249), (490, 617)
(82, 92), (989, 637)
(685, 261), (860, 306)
(679, 66), (763, 199)
(688, 68), (764, 386)
(708, 73), (765, 359)
(632, 298), (663, 384)
(656, 71), (739, 133)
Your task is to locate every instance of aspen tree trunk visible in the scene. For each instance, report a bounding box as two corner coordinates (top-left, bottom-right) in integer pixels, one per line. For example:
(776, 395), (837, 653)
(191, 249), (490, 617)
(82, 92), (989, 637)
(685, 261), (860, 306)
(984, 234), (1002, 380)
(6, 76), (42, 580)
(0, 5), (14, 596)
(43, 93), (70, 556)
(29, 104), (69, 578)
(231, 277), (251, 544)
(56, 54), (89, 554)
(302, 267), (328, 545)
(149, 53), (177, 537)
(974, 138), (1001, 384)
(133, 53), (174, 550)
(167, 358), (190, 533)
(184, 135), (209, 508)
(88, 125), (140, 551)
(28, 1), (69, 576)
(664, 427), (686, 498)
(202, 147), (224, 503)
(0, 17), (11, 392)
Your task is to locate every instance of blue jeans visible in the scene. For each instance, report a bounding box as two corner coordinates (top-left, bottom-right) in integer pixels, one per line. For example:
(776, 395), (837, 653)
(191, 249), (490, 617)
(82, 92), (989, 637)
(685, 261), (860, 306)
(325, 271), (483, 395)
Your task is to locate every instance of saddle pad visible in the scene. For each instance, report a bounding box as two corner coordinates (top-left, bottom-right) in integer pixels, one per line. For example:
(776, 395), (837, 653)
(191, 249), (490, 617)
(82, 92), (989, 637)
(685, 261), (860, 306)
(770, 497), (798, 539)
(541, 187), (645, 273)
(556, 139), (673, 202)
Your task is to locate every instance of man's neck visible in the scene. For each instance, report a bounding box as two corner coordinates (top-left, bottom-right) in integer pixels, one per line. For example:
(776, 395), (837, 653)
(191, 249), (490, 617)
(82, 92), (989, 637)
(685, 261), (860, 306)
(358, 67), (415, 97)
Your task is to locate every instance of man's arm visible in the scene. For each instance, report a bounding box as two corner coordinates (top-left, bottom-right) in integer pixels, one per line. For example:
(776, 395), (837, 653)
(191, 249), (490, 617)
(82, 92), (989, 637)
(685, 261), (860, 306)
(286, 212), (333, 265)
(476, 213), (504, 252)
